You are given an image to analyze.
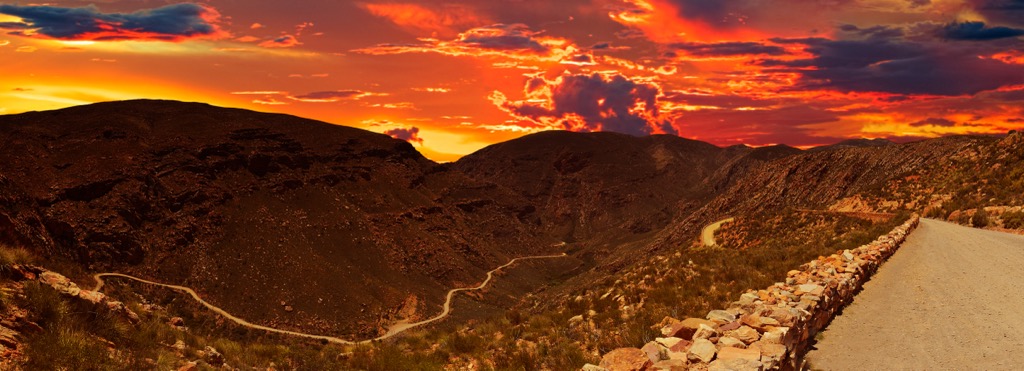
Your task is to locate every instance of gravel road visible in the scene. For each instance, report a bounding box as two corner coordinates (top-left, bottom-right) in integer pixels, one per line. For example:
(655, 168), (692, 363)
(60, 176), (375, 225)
(805, 218), (1024, 370)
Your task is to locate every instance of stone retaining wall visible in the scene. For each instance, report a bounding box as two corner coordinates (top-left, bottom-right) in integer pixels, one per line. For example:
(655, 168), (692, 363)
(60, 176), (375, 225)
(591, 214), (921, 371)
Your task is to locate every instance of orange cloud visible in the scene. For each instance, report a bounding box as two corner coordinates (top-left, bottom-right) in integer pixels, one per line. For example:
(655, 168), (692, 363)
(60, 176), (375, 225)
(609, 0), (764, 43)
(354, 23), (577, 63)
(360, 3), (489, 37)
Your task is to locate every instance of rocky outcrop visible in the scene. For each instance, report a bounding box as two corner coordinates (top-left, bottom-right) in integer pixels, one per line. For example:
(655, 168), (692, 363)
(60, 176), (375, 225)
(13, 265), (140, 325)
(597, 214), (920, 370)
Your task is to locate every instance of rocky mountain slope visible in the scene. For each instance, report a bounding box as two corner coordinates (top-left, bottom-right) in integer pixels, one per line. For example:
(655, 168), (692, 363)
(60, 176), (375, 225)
(0, 100), (1018, 343)
(0, 100), (559, 338)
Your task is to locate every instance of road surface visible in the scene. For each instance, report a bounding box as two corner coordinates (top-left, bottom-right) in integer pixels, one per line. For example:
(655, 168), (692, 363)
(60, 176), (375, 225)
(702, 217), (734, 246)
(93, 253), (567, 344)
(805, 219), (1024, 370)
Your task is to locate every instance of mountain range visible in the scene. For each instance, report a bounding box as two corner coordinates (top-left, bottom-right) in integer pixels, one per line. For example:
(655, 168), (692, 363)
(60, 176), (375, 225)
(0, 100), (1018, 340)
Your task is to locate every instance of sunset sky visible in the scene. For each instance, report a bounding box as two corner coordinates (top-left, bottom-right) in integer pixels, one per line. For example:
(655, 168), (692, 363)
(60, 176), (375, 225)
(2, 0), (1023, 161)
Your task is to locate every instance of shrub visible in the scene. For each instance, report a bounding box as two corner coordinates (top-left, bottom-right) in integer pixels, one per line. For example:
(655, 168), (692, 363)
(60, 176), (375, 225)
(1002, 211), (1024, 229)
(0, 244), (35, 277)
(972, 208), (989, 228)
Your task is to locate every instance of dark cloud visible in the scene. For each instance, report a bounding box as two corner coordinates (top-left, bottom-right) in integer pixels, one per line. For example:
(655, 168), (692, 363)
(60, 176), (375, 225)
(669, 41), (787, 57)
(666, 0), (732, 25)
(259, 34), (301, 48)
(762, 35), (1024, 96)
(909, 117), (957, 127)
(457, 24), (548, 52)
(384, 127), (424, 145)
(939, 21), (1024, 40)
(496, 73), (671, 136)
(968, 0), (1024, 26)
(0, 3), (224, 41)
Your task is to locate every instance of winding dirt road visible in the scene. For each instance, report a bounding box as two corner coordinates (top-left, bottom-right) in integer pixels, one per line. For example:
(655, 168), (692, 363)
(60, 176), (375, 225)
(701, 217), (734, 246)
(805, 219), (1024, 370)
(93, 253), (567, 344)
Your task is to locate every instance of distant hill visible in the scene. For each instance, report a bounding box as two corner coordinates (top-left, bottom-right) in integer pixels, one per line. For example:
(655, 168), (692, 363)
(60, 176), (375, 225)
(808, 138), (894, 152)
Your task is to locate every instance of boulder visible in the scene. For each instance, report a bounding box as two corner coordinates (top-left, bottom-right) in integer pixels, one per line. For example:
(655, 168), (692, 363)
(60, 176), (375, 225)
(669, 318), (716, 340)
(687, 339), (717, 363)
(641, 341), (665, 363)
(693, 324), (717, 340)
(652, 359), (687, 370)
(726, 326), (760, 345)
(760, 327), (788, 344)
(600, 348), (653, 371)
(716, 336), (746, 350)
(203, 346), (224, 366)
(707, 310), (737, 324)
(717, 347), (761, 362)
(655, 337), (685, 349)
(77, 290), (106, 305)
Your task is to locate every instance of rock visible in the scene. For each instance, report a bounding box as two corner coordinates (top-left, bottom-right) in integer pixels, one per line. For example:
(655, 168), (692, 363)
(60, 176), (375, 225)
(204, 346), (224, 366)
(600, 348), (653, 371)
(760, 327), (788, 344)
(708, 310), (737, 324)
(77, 290), (106, 305)
(178, 361), (198, 371)
(655, 337), (684, 349)
(172, 339), (187, 354)
(652, 358), (687, 370)
(708, 358), (763, 371)
(569, 315), (584, 324)
(582, 364), (609, 371)
(726, 326), (760, 345)
(717, 347), (761, 362)
(749, 342), (786, 369)
(718, 321), (741, 332)
(687, 339), (717, 363)
(716, 336), (746, 350)
(693, 324), (718, 340)
(738, 293), (759, 307)
(667, 339), (692, 354)
(284, 306), (294, 312)
(669, 318), (716, 340)
(641, 341), (665, 363)
(795, 284), (823, 296)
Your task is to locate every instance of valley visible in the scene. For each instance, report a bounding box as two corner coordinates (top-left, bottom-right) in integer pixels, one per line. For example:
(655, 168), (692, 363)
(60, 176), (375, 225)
(0, 100), (1021, 369)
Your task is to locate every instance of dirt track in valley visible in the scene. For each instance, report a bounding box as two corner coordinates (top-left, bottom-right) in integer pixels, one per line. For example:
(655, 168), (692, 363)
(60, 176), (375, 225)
(701, 217), (734, 246)
(92, 253), (567, 344)
(805, 219), (1024, 370)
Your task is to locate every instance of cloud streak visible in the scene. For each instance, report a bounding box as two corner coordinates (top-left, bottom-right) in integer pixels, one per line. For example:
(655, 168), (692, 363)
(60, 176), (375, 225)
(0, 3), (227, 42)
